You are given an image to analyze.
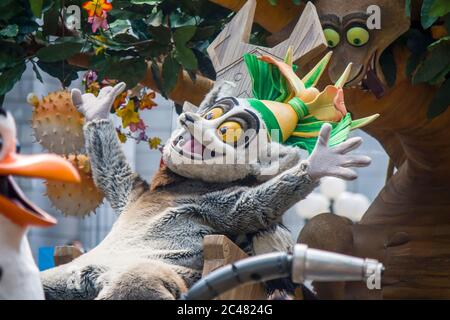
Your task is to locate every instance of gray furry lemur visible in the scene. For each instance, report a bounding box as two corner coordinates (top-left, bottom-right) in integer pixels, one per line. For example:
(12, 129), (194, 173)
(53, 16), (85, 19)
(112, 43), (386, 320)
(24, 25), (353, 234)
(41, 80), (371, 300)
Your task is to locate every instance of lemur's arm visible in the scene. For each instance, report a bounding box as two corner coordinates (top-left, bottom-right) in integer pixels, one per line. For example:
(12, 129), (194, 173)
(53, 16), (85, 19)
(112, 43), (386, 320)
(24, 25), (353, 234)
(194, 124), (370, 235)
(72, 83), (148, 214)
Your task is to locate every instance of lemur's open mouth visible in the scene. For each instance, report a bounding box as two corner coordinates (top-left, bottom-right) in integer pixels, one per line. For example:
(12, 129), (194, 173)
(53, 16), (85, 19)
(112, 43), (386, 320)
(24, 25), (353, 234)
(172, 132), (221, 161)
(172, 133), (206, 160)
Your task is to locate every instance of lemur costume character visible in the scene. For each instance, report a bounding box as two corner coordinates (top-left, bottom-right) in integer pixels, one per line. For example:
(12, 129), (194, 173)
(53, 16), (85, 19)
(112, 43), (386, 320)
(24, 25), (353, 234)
(41, 51), (378, 299)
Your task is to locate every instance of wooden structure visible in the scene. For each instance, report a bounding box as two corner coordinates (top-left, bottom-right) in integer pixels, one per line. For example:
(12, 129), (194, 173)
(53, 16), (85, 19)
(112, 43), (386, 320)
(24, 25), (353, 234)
(207, 0), (326, 98)
(53, 246), (83, 267)
(202, 235), (266, 300)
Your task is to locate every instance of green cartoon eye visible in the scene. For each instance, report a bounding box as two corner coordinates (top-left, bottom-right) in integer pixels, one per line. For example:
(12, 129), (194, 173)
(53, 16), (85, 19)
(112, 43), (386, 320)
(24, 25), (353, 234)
(346, 27), (369, 47)
(324, 28), (340, 48)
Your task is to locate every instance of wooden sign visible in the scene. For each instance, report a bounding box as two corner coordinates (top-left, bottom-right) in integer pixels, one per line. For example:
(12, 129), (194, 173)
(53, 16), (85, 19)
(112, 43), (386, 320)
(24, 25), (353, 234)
(207, 0), (327, 98)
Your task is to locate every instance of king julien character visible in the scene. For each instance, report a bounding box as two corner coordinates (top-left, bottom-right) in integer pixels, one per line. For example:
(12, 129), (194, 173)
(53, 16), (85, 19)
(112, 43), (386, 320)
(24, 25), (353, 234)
(41, 52), (378, 299)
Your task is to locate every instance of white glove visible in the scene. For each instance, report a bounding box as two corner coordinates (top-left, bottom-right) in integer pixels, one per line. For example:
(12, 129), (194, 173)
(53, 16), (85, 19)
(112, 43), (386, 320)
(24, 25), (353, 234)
(306, 123), (371, 181)
(71, 82), (126, 122)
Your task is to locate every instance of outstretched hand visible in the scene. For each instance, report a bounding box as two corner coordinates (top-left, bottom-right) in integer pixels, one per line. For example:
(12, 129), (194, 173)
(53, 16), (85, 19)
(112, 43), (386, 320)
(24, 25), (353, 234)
(306, 123), (371, 181)
(71, 82), (126, 122)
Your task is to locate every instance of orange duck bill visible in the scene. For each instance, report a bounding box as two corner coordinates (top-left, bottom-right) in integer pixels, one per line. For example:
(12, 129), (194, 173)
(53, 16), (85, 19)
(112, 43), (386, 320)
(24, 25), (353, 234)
(0, 111), (80, 227)
(0, 154), (81, 228)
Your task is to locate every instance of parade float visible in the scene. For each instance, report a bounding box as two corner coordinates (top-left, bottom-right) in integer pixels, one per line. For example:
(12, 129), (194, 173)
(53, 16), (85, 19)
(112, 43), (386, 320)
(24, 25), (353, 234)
(0, 0), (449, 300)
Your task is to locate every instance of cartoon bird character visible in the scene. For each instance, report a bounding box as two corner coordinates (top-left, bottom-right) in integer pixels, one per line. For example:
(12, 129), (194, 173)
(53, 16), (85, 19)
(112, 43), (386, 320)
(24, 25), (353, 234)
(0, 109), (80, 300)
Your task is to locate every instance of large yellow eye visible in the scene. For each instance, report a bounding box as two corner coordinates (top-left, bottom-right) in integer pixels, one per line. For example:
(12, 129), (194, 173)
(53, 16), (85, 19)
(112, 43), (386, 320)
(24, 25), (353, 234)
(346, 27), (369, 47)
(218, 121), (243, 144)
(203, 107), (224, 120)
(324, 28), (340, 48)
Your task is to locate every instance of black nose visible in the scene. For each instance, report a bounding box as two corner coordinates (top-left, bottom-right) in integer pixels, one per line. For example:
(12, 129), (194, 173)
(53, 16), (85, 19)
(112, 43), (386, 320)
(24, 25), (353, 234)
(184, 114), (195, 123)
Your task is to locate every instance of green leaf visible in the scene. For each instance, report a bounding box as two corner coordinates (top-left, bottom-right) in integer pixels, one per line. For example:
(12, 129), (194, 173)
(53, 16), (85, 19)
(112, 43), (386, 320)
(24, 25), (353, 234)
(0, 25), (19, 37)
(113, 33), (139, 45)
(428, 35), (450, 49)
(429, 64), (450, 84)
(405, 0), (412, 17)
(36, 41), (84, 62)
(37, 60), (82, 87)
(192, 26), (216, 42)
(148, 25), (171, 45)
(162, 54), (181, 95)
(174, 46), (198, 71)
(131, 20), (151, 40)
(97, 57), (147, 89)
(17, 19), (39, 36)
(421, 0), (439, 29)
(193, 48), (216, 80)
(406, 53), (423, 78)
(150, 60), (164, 97)
(412, 38), (450, 84)
(0, 0), (15, 8)
(429, 0), (450, 17)
(29, 0), (44, 18)
(108, 19), (132, 35)
(445, 13), (450, 32)
(173, 25), (197, 46)
(0, 2), (23, 21)
(0, 62), (26, 96)
(0, 42), (25, 70)
(427, 78), (450, 118)
(130, 0), (161, 4)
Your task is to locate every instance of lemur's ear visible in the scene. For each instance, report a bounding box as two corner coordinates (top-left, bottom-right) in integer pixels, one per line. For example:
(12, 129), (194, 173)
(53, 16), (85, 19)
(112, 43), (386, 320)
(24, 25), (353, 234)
(251, 143), (302, 181)
(197, 81), (236, 113)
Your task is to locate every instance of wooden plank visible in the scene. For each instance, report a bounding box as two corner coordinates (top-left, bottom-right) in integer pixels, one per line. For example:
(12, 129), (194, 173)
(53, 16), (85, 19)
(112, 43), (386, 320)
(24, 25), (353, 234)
(207, 0), (326, 98)
(53, 246), (83, 266)
(203, 235), (267, 300)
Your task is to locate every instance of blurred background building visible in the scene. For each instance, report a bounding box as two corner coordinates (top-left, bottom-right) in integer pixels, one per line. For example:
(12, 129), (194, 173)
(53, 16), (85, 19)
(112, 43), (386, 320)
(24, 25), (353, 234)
(4, 66), (389, 260)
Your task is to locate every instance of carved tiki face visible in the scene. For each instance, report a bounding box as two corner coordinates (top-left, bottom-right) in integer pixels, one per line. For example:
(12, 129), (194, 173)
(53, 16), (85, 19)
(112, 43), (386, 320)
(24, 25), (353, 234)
(313, 0), (409, 97)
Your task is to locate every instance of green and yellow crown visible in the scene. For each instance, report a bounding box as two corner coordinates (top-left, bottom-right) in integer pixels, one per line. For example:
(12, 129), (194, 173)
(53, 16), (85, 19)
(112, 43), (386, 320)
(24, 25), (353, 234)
(244, 48), (379, 153)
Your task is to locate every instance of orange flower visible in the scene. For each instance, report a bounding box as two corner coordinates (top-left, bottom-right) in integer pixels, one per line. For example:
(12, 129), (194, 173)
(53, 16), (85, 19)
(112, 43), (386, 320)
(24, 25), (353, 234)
(113, 92), (128, 110)
(82, 0), (112, 17)
(140, 91), (157, 110)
